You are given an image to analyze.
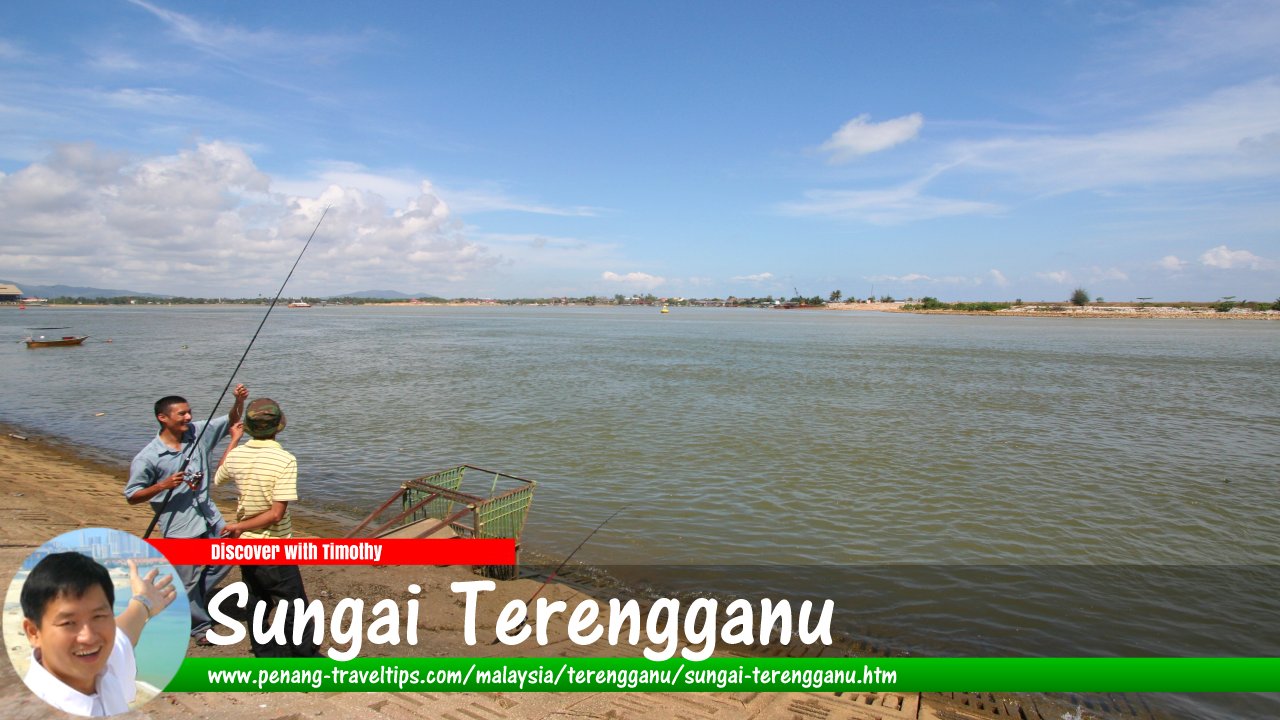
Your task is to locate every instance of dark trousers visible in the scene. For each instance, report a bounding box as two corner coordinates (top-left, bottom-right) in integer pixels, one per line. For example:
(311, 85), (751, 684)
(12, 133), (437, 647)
(175, 562), (232, 638)
(240, 564), (320, 658)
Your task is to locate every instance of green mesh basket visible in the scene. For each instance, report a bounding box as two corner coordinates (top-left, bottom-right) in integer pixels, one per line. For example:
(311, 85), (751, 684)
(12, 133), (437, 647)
(349, 464), (536, 580)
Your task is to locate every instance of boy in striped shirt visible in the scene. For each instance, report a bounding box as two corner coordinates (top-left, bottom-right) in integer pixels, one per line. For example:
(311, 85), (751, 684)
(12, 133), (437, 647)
(213, 397), (319, 657)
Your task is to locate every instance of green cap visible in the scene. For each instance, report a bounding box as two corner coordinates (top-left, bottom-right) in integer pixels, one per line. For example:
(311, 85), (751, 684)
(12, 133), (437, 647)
(244, 398), (286, 438)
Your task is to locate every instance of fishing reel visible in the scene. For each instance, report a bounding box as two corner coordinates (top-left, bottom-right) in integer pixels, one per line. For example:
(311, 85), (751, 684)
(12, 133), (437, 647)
(183, 469), (205, 489)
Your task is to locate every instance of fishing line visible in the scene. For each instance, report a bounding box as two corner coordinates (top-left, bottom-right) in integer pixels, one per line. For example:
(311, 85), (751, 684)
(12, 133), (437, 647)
(491, 506), (623, 643)
(144, 205), (331, 539)
(529, 506), (623, 601)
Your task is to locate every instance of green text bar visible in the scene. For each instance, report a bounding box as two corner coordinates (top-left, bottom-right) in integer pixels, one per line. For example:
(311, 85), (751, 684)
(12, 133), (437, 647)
(168, 657), (1280, 693)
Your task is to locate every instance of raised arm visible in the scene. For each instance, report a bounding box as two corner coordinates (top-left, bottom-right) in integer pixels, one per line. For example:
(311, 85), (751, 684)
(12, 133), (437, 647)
(116, 559), (178, 646)
(228, 383), (248, 426)
(215, 421), (245, 482)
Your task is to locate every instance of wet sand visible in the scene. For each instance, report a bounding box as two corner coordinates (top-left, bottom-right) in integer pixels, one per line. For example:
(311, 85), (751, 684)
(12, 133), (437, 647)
(0, 424), (1124, 720)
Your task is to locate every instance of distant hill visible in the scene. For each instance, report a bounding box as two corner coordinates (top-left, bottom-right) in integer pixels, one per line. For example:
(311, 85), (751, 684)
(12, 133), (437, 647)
(0, 280), (165, 299)
(2, 280), (443, 301)
(330, 289), (442, 300)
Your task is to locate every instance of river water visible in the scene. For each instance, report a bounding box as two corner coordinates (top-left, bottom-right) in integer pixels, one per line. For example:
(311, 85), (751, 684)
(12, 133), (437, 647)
(3, 305), (1278, 717)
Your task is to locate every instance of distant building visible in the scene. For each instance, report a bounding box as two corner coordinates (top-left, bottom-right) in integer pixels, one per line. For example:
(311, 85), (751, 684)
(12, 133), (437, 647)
(22, 548), (52, 570)
(0, 283), (22, 302)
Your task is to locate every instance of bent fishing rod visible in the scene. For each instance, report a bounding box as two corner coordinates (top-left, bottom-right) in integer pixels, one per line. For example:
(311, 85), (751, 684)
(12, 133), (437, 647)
(492, 506), (623, 643)
(143, 206), (330, 539)
(528, 506), (624, 602)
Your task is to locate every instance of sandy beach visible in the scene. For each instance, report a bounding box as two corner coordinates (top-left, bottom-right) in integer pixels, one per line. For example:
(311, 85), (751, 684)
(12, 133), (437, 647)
(0, 425), (1151, 720)
(823, 301), (1280, 319)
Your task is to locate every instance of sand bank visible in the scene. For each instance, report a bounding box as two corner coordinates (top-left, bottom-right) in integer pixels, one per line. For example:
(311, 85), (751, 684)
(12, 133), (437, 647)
(0, 424), (1123, 720)
(823, 301), (1280, 319)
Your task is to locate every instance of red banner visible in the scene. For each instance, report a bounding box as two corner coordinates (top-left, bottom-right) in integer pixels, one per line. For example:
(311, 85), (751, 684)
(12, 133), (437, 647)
(147, 538), (515, 566)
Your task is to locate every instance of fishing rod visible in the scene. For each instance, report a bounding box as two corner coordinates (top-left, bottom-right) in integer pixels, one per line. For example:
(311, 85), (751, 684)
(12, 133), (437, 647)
(530, 506), (623, 601)
(143, 206), (331, 539)
(492, 506), (623, 643)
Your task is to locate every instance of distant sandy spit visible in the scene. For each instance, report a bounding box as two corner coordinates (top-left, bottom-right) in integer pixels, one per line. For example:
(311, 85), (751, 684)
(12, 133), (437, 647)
(823, 302), (1280, 320)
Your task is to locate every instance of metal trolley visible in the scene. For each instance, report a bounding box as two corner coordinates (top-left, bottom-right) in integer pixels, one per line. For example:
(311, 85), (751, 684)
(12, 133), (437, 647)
(348, 464), (536, 580)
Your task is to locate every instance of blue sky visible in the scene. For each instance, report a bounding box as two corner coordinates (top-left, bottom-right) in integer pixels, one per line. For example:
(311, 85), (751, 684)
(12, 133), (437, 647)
(1, 1), (1277, 301)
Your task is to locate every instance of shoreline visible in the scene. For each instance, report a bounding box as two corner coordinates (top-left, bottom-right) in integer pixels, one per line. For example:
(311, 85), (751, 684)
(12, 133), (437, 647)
(0, 422), (1152, 720)
(11, 300), (1279, 319)
(822, 302), (1280, 319)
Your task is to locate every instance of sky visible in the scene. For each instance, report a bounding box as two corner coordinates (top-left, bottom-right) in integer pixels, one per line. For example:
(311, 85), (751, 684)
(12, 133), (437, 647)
(0, 1), (1277, 301)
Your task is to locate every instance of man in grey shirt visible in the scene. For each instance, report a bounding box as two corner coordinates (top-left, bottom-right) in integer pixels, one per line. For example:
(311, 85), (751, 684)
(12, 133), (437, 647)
(125, 384), (247, 643)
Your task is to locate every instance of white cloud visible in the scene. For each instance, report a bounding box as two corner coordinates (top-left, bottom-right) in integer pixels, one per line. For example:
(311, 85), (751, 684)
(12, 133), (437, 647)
(97, 87), (199, 112)
(277, 172), (600, 219)
(732, 272), (774, 282)
(789, 4), (1280, 237)
(1199, 244), (1273, 270)
(601, 271), (665, 290)
(1037, 271), (1074, 285)
(277, 163), (422, 207)
(779, 165), (1002, 225)
(123, 0), (369, 98)
(488, 234), (580, 251)
(88, 51), (143, 72)
(442, 186), (601, 217)
(1124, 0), (1280, 75)
(0, 39), (26, 61)
(467, 232), (622, 277)
(0, 141), (499, 294)
(820, 113), (923, 163)
(967, 1), (1280, 196)
(126, 0), (362, 59)
(306, 184), (495, 286)
(1158, 255), (1188, 271)
(959, 79), (1280, 192)
(868, 273), (931, 283)
(869, 272), (999, 287)
(988, 269), (1009, 287)
(781, 187), (999, 225)
(1088, 266), (1129, 282)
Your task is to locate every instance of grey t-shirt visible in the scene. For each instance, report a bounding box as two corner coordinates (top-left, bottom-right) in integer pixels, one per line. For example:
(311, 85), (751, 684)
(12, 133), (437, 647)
(126, 416), (229, 538)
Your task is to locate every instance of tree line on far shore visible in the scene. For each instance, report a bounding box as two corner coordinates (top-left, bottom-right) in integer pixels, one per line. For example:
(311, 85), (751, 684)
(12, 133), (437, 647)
(1065, 288), (1279, 312)
(30, 289), (1280, 312)
(898, 288), (1280, 313)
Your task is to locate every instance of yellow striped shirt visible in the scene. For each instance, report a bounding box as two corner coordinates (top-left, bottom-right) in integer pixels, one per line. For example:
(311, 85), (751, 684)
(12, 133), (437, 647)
(213, 439), (297, 539)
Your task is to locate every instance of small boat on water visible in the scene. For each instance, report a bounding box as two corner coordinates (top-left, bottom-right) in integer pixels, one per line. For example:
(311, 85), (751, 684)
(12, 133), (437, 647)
(660, 304), (669, 314)
(287, 301), (312, 308)
(25, 335), (89, 348)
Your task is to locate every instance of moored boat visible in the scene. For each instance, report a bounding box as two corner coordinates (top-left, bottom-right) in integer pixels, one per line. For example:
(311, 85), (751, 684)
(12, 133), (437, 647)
(25, 335), (89, 348)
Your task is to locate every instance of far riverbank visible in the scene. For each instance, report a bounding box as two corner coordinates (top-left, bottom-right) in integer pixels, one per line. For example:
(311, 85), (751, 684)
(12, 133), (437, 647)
(10, 299), (1279, 319)
(822, 301), (1280, 319)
